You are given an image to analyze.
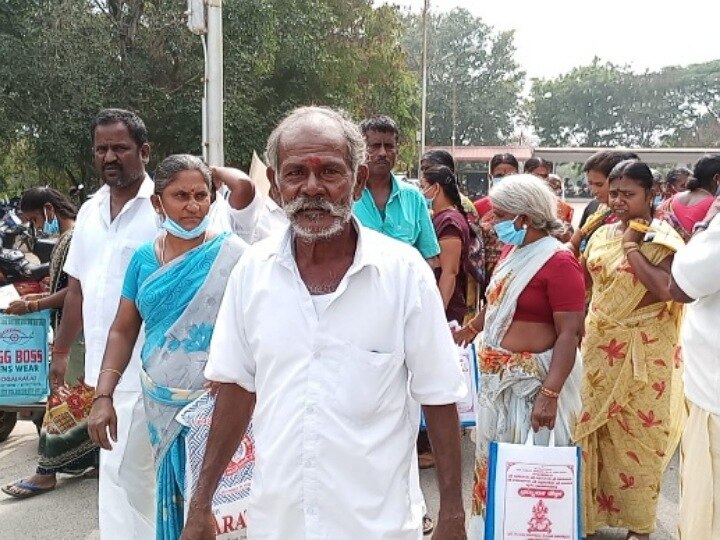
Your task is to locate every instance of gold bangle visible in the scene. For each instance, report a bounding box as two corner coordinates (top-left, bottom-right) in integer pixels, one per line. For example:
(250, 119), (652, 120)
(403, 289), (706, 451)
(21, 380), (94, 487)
(539, 386), (560, 399)
(625, 247), (640, 256)
(468, 319), (482, 334)
(622, 241), (640, 251)
(98, 368), (123, 381)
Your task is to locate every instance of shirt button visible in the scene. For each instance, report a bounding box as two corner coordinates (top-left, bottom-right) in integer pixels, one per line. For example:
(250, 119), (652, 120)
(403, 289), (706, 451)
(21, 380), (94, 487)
(304, 459), (313, 468)
(307, 405), (315, 414)
(312, 351), (320, 359)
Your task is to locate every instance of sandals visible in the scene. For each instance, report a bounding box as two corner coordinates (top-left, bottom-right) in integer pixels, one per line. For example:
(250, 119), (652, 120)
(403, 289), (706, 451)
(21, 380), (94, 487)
(1, 479), (56, 499)
(423, 514), (434, 535)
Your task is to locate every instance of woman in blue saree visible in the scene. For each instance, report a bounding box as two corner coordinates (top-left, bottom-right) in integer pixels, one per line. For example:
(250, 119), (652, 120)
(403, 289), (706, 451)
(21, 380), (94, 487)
(88, 154), (246, 539)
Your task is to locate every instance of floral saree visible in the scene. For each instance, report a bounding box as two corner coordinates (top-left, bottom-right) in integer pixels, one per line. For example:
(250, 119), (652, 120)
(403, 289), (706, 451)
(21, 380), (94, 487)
(135, 233), (245, 540)
(469, 236), (583, 538)
(573, 224), (685, 535)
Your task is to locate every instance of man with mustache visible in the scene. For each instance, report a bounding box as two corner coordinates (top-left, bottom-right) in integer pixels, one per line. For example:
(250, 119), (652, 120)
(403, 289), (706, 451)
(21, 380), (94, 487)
(182, 106), (466, 540)
(353, 115), (440, 260)
(51, 108), (158, 538)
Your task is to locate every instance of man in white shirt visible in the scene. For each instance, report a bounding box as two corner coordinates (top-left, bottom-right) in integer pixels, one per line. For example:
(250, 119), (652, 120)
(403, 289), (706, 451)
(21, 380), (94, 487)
(52, 109), (158, 539)
(182, 106), (467, 540)
(670, 215), (720, 539)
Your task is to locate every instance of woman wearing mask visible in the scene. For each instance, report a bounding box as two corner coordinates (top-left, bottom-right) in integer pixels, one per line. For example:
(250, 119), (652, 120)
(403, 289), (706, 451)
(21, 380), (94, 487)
(457, 175), (585, 538)
(568, 151), (639, 256)
(655, 156), (720, 241)
(421, 165), (471, 326)
(475, 154), (519, 285)
(473, 153), (519, 218)
(87, 155), (247, 539)
(421, 149), (479, 225)
(526, 159), (574, 242)
(2, 188), (98, 498)
(416, 165), (471, 481)
(574, 160), (684, 540)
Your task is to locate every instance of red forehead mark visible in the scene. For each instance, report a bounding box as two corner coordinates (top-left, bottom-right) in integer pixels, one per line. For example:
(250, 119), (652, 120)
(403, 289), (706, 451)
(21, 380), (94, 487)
(304, 157), (323, 167)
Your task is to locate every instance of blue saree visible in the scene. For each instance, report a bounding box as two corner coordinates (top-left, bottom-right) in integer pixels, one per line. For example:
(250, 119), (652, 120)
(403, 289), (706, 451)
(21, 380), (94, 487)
(129, 233), (245, 540)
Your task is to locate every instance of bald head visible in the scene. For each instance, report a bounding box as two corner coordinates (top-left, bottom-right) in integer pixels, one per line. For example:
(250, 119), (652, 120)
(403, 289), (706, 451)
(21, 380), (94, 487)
(265, 106), (366, 176)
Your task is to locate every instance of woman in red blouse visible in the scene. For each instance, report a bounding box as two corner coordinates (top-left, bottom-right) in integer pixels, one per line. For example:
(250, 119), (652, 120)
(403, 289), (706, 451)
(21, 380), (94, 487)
(454, 175), (586, 536)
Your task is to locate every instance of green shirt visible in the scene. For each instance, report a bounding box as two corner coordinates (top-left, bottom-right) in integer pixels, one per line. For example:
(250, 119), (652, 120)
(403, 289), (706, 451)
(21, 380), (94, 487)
(353, 174), (440, 258)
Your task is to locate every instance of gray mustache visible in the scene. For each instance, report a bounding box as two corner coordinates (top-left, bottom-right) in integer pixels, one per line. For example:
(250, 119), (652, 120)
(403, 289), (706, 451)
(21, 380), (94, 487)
(283, 197), (349, 218)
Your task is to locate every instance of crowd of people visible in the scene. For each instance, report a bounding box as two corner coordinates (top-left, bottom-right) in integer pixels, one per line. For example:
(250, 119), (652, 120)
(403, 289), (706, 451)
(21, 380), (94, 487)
(0, 105), (719, 540)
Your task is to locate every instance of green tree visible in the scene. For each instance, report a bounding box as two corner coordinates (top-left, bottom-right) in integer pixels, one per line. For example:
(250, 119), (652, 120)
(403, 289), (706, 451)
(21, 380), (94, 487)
(402, 8), (524, 146)
(529, 58), (720, 147)
(0, 0), (421, 187)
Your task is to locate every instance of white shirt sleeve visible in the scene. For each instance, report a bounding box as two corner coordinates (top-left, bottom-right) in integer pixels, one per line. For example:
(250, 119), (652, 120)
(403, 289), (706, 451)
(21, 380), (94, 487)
(672, 221), (720, 300)
(226, 188), (264, 244)
(205, 261), (257, 392)
(62, 208), (86, 280)
(403, 258), (467, 405)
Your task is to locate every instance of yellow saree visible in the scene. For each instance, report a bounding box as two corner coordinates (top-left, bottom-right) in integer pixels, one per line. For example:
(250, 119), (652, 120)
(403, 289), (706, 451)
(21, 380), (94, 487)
(574, 224), (685, 535)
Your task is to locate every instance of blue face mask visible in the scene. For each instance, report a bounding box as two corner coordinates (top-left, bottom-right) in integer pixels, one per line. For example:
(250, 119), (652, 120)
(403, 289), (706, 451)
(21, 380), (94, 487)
(159, 200), (210, 240)
(493, 216), (527, 246)
(43, 208), (59, 235)
(653, 194), (663, 207)
(422, 186), (435, 210)
(491, 175), (505, 187)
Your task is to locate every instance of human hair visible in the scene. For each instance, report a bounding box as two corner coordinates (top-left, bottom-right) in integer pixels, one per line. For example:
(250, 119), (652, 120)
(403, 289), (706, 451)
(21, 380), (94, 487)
(265, 106), (366, 178)
(608, 160), (654, 190)
(91, 108), (148, 148)
(689, 155), (720, 191)
(358, 114), (399, 141)
(489, 174), (563, 235)
(489, 153), (519, 175)
(422, 149), (455, 172)
(666, 166), (691, 185)
(153, 154), (211, 195)
(423, 165), (466, 217)
(583, 150), (640, 177)
(524, 157), (552, 173)
(19, 187), (77, 219)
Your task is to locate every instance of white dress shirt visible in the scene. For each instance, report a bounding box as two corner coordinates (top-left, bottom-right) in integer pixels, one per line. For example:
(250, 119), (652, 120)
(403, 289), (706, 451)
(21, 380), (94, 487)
(205, 219), (466, 539)
(64, 176), (158, 391)
(672, 217), (720, 415)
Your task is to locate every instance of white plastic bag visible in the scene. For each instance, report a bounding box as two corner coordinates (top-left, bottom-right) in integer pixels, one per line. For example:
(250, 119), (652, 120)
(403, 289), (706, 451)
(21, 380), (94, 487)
(484, 430), (582, 539)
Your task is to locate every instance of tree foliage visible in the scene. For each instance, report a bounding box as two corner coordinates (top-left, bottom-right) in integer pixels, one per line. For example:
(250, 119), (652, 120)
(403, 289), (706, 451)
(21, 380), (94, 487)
(402, 8), (525, 146)
(0, 0), (419, 189)
(529, 58), (720, 147)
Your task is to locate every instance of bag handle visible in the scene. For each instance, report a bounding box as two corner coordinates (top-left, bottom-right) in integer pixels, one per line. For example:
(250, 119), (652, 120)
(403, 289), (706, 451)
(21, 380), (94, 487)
(524, 428), (555, 447)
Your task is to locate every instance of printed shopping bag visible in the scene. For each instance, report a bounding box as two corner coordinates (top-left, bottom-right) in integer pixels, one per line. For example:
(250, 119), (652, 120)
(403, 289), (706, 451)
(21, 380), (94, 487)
(485, 430), (582, 540)
(421, 341), (479, 429)
(0, 311), (51, 405)
(178, 392), (254, 539)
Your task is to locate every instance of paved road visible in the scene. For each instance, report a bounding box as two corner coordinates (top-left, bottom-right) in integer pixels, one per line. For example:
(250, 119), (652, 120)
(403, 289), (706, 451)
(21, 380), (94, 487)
(0, 421), (678, 539)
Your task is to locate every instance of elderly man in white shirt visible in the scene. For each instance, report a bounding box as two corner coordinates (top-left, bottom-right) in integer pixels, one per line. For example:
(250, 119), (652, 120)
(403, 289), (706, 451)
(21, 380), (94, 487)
(670, 212), (720, 539)
(182, 106), (467, 540)
(52, 109), (159, 539)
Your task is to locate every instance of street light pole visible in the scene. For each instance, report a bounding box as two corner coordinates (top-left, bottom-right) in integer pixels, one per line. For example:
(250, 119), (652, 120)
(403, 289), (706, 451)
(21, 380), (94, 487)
(418, 0), (429, 177)
(206, 0), (224, 167)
